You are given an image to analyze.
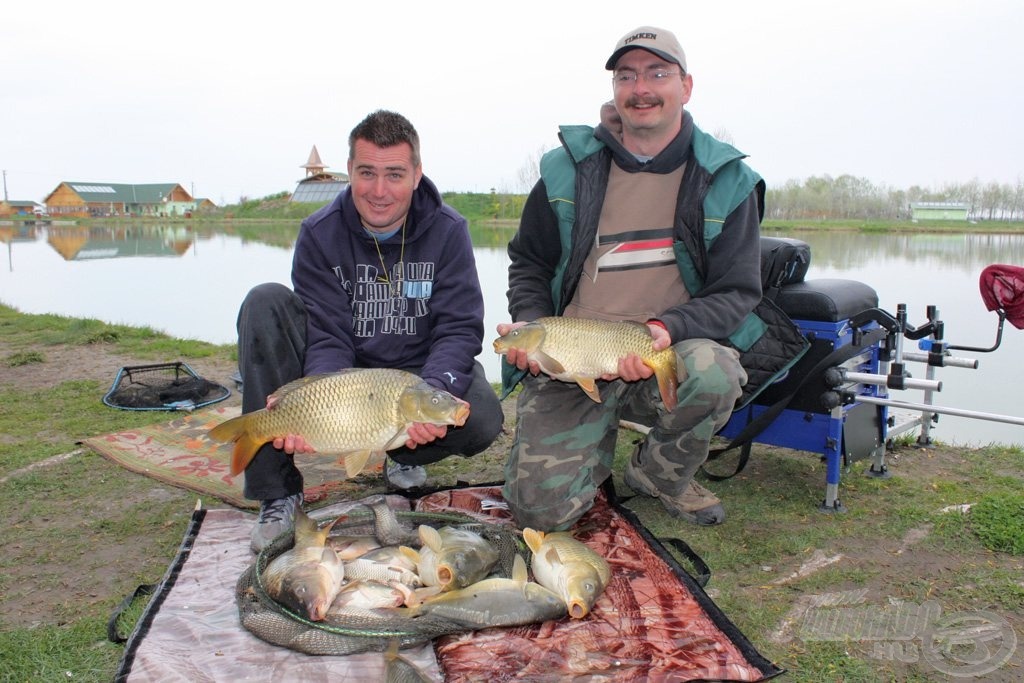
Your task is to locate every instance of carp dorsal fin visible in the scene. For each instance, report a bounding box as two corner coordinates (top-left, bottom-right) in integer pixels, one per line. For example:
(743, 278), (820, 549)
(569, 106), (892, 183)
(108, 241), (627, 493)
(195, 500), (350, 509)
(267, 374), (333, 407)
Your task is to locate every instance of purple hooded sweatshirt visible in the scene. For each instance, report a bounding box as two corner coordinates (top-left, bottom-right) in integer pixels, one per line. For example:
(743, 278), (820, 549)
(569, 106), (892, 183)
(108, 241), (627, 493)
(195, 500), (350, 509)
(291, 176), (484, 398)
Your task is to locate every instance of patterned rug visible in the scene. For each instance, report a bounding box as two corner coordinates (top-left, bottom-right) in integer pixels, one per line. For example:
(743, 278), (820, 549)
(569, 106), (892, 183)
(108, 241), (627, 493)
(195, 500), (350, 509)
(82, 405), (370, 509)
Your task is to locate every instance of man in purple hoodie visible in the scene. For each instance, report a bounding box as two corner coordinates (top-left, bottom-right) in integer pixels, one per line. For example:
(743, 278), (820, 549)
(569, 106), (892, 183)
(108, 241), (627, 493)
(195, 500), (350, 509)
(236, 110), (503, 552)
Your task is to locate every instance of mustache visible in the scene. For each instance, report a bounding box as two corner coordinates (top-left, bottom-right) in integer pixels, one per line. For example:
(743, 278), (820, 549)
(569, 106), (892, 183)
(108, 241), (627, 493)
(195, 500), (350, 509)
(626, 95), (663, 108)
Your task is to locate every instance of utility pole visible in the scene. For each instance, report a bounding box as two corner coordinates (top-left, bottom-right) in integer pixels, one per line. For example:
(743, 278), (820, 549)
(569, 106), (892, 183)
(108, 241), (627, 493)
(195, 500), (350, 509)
(2, 169), (7, 202)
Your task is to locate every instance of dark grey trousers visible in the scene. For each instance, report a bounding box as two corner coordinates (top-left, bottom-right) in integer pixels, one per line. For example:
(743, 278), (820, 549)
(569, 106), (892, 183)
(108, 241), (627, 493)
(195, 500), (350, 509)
(236, 282), (503, 501)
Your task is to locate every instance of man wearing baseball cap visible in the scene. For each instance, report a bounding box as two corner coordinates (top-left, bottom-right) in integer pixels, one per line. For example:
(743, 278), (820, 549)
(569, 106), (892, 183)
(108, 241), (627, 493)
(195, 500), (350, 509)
(497, 26), (790, 531)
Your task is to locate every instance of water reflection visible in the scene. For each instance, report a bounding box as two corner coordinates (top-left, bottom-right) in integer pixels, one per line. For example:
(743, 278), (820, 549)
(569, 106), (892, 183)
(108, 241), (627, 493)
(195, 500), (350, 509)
(46, 224), (194, 260)
(0, 223), (39, 272)
(1, 221), (1022, 447)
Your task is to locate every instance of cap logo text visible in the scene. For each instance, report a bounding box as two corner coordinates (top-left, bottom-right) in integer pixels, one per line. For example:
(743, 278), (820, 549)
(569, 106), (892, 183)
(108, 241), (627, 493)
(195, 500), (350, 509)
(624, 32), (657, 44)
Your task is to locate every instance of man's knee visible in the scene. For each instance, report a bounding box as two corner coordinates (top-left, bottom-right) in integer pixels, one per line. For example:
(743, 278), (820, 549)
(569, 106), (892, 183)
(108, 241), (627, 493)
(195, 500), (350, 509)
(241, 282), (301, 316)
(465, 395), (504, 454)
(502, 479), (594, 532)
(676, 340), (745, 412)
(506, 499), (586, 532)
(237, 283), (306, 347)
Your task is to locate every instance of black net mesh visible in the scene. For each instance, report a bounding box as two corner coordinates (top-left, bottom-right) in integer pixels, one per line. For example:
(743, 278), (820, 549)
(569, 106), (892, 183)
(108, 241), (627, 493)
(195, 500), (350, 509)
(102, 362), (230, 411)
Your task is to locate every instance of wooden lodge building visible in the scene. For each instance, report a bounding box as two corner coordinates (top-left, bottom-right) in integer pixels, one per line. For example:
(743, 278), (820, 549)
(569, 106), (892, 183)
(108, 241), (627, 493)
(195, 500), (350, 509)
(42, 182), (206, 218)
(0, 199), (45, 218)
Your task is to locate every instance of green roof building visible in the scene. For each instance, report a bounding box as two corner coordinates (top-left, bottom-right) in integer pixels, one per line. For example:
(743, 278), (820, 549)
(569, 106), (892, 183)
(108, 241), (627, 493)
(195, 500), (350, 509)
(43, 182), (198, 218)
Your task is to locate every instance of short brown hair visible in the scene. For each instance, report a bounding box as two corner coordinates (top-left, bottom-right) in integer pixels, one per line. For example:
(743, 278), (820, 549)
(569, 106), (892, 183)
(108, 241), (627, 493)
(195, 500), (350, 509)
(348, 110), (421, 167)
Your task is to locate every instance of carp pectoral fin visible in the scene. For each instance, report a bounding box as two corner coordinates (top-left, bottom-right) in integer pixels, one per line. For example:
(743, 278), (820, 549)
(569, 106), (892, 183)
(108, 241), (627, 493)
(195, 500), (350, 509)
(418, 524), (443, 552)
(535, 351), (565, 375)
(575, 377), (602, 403)
(341, 450), (374, 478)
(393, 582), (423, 609)
(229, 433), (265, 476)
(399, 545), (421, 565)
(511, 553), (528, 583)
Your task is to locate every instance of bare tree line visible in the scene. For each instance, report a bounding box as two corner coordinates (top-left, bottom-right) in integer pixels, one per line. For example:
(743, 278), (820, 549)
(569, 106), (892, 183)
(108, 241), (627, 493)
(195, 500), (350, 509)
(512, 144), (1022, 222)
(765, 175), (1024, 222)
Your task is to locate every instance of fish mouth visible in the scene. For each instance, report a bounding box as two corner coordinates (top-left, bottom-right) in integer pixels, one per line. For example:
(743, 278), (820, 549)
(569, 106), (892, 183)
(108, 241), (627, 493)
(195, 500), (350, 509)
(568, 600), (590, 619)
(452, 401), (470, 427)
(437, 566), (454, 586)
(307, 598), (331, 622)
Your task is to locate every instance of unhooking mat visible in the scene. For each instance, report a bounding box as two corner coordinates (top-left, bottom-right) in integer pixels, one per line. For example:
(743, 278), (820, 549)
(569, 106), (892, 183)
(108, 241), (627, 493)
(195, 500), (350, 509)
(112, 488), (783, 682)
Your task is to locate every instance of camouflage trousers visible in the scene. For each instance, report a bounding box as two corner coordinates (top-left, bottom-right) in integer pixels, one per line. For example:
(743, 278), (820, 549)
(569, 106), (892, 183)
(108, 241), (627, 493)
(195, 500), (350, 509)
(502, 338), (746, 531)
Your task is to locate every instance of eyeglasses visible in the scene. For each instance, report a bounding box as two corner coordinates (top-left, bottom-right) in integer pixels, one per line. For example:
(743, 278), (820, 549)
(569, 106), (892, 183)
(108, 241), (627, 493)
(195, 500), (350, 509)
(612, 69), (681, 86)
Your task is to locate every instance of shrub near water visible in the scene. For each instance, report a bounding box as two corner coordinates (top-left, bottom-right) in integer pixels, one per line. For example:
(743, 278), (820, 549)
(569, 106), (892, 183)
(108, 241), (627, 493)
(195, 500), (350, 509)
(971, 492), (1024, 554)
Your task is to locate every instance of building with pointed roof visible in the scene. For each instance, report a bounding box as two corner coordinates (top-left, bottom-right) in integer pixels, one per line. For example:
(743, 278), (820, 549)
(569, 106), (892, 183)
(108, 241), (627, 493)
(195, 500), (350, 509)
(301, 146), (328, 177)
(291, 145), (349, 204)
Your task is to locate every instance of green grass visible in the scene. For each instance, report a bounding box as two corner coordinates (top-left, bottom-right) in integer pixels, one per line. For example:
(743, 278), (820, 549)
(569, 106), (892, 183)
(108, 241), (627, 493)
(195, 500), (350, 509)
(0, 617), (125, 683)
(1, 303), (1022, 681)
(970, 491), (1024, 554)
(0, 304), (231, 360)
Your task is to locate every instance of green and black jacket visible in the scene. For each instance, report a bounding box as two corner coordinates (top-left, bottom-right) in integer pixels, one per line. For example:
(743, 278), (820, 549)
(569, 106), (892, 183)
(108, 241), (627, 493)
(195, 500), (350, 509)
(504, 111), (807, 407)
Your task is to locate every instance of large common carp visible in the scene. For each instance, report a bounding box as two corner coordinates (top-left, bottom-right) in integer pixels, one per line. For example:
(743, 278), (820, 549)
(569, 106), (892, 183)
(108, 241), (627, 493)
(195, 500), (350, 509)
(262, 507), (345, 621)
(411, 525), (500, 591)
(493, 317), (679, 410)
(208, 368), (470, 477)
(402, 554), (566, 629)
(523, 527), (611, 619)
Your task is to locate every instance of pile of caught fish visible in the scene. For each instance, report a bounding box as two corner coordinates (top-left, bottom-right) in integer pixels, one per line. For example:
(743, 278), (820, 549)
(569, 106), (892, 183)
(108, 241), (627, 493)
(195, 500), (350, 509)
(235, 495), (611, 656)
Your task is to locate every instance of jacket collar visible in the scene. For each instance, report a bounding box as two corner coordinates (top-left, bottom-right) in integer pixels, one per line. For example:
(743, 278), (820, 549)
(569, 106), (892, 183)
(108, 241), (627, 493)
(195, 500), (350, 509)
(594, 110), (694, 174)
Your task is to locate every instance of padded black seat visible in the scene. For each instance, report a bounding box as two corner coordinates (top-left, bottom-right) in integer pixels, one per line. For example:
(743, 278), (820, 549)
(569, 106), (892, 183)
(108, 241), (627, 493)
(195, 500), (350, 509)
(775, 279), (879, 323)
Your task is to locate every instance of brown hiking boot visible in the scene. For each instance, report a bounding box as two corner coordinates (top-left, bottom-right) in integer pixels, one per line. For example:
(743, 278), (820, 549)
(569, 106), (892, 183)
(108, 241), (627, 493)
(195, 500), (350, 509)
(624, 458), (726, 525)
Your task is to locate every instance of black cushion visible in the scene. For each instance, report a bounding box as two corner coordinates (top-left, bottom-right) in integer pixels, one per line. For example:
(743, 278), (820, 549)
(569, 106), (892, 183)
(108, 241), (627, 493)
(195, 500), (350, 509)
(775, 279), (879, 322)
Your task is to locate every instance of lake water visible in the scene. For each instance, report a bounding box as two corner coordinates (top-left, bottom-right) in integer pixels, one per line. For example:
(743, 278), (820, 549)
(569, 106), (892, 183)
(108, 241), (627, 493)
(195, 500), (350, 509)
(2, 221), (1023, 447)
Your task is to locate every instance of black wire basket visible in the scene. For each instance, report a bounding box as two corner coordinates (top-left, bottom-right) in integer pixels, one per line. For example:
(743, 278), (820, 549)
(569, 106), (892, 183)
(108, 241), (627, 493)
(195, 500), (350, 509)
(102, 362), (230, 411)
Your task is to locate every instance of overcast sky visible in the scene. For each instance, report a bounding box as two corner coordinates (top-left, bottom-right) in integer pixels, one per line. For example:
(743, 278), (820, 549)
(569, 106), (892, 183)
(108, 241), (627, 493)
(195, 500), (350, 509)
(4, 0), (1022, 206)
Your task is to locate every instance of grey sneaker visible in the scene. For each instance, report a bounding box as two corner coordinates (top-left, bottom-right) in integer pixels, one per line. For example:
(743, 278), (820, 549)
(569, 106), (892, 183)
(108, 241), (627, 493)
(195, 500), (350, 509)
(624, 458), (725, 525)
(384, 461), (427, 490)
(250, 492), (303, 553)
